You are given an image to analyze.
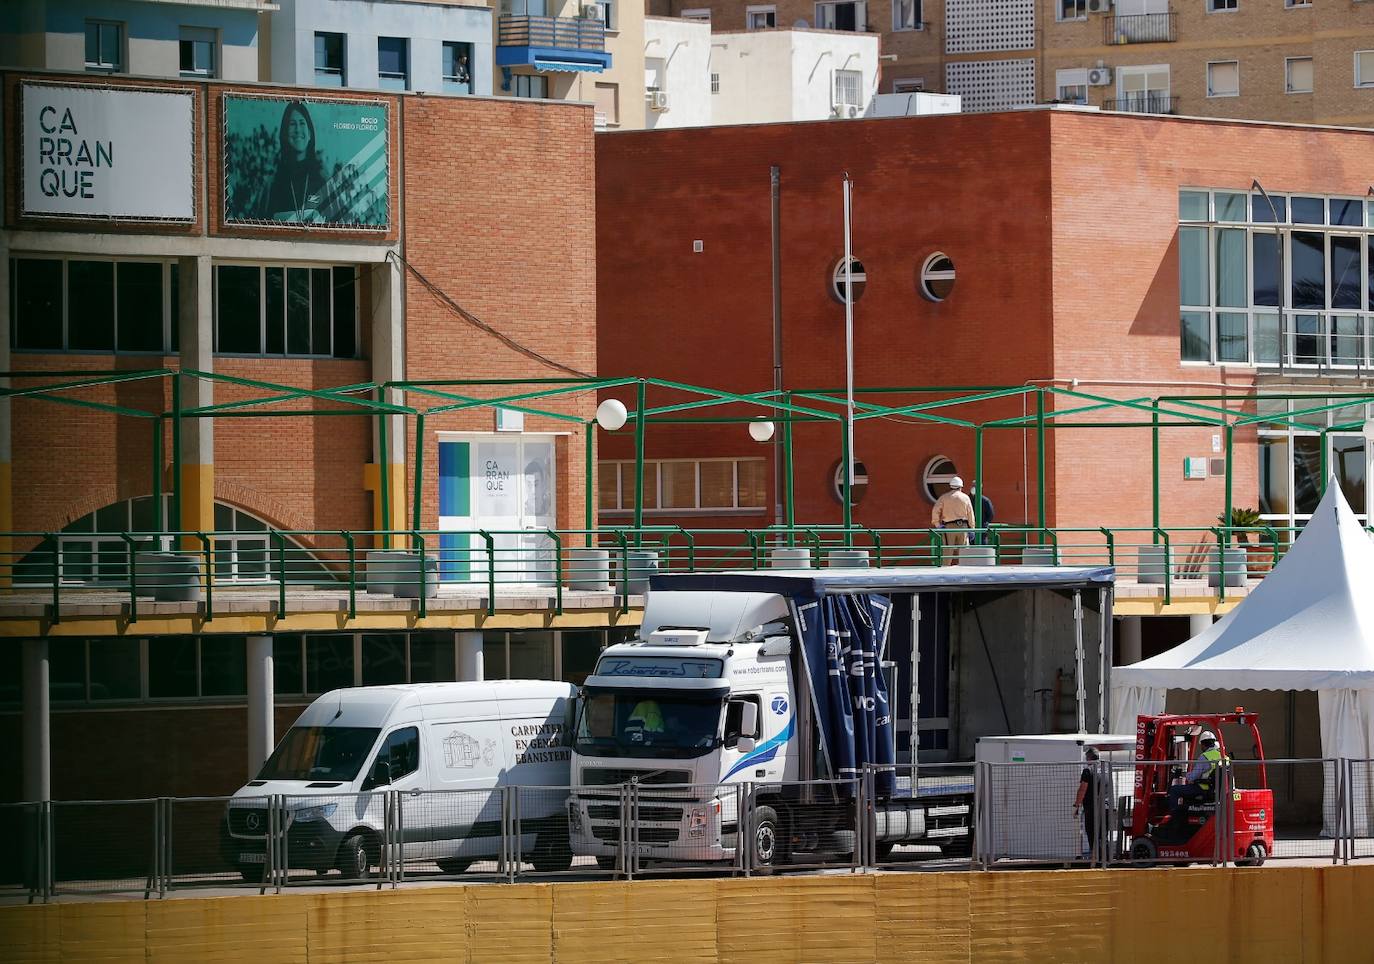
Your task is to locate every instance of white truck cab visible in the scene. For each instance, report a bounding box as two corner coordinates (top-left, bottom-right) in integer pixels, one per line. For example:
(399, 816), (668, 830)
(225, 680), (575, 879)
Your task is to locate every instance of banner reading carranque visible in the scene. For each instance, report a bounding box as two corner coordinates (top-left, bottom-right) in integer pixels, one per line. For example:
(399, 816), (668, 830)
(222, 94), (389, 229)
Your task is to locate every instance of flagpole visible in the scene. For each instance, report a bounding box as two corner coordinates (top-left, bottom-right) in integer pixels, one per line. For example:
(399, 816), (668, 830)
(843, 173), (855, 534)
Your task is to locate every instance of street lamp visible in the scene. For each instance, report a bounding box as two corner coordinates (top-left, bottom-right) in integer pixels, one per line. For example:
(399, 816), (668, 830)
(749, 419), (776, 442)
(595, 398), (628, 431)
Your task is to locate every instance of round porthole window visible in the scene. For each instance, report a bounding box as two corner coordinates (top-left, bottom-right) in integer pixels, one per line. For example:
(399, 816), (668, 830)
(919, 253), (956, 302)
(921, 455), (958, 503)
(830, 458), (869, 505)
(831, 256), (867, 304)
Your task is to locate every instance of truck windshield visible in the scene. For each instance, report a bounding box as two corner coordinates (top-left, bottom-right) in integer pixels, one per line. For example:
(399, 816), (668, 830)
(256, 726), (381, 782)
(574, 690), (722, 759)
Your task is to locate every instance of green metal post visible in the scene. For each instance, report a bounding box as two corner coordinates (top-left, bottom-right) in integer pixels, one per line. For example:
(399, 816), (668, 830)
(1035, 388), (1046, 538)
(412, 414), (425, 532)
(841, 415), (853, 533)
(1225, 423), (1235, 532)
(171, 375), (182, 533)
(584, 420), (595, 540)
(633, 380), (646, 546)
(152, 416), (164, 532)
(784, 392), (797, 543)
(1151, 399), (1160, 543)
(378, 403), (391, 551)
(974, 425), (985, 529)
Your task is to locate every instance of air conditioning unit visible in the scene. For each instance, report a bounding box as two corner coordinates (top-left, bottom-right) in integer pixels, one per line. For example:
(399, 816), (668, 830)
(649, 89), (670, 112)
(1087, 66), (1113, 86)
(847, 104), (860, 117)
(581, 3), (604, 18)
(1086, 0), (1112, 12)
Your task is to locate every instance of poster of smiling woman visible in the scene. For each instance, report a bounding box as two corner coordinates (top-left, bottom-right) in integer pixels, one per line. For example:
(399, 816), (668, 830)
(222, 94), (389, 229)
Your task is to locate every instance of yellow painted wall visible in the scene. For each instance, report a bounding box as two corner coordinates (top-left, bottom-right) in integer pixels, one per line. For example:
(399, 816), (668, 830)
(3, 867), (1372, 964)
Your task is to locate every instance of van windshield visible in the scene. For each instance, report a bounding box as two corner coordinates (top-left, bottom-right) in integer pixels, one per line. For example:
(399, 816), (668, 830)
(574, 690), (722, 759)
(257, 726), (381, 782)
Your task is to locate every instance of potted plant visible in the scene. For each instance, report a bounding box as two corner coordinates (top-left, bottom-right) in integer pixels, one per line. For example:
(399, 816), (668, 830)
(1218, 507), (1261, 544)
(1218, 507), (1272, 576)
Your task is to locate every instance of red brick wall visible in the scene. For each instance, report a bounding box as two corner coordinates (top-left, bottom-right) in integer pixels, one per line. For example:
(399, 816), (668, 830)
(595, 113), (1057, 532)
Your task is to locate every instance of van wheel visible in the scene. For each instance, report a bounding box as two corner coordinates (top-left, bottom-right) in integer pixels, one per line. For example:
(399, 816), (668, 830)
(751, 806), (782, 872)
(337, 833), (375, 880)
(436, 858), (472, 875)
(529, 830), (574, 873)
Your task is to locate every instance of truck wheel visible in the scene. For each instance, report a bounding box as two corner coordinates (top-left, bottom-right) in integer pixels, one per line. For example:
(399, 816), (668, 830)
(1238, 841), (1267, 867)
(337, 833), (375, 880)
(751, 806), (782, 870)
(529, 830), (574, 873)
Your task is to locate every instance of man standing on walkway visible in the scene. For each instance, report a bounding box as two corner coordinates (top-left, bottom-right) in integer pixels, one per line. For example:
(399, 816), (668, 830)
(931, 475), (974, 563)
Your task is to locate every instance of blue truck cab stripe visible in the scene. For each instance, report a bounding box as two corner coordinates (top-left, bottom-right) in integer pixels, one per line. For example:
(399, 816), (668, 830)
(722, 717), (795, 781)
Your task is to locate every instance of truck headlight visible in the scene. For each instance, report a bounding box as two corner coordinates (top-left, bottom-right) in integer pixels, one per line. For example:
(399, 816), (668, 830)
(689, 807), (707, 829)
(568, 802), (584, 834)
(293, 803), (338, 823)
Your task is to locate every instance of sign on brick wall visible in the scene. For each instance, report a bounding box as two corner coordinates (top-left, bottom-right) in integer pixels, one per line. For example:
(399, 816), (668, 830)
(222, 93), (389, 230)
(20, 82), (195, 222)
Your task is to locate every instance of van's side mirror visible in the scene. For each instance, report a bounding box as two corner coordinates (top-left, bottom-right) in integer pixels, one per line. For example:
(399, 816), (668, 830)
(367, 760), (392, 789)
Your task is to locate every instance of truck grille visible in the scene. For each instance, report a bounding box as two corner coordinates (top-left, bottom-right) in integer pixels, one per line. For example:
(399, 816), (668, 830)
(588, 804), (683, 823)
(593, 825), (679, 844)
(227, 807), (268, 837)
(580, 767), (691, 787)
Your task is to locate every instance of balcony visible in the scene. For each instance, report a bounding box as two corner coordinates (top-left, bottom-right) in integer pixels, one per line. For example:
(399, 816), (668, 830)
(1104, 12), (1176, 44)
(496, 15), (612, 74)
(1104, 94), (1178, 115)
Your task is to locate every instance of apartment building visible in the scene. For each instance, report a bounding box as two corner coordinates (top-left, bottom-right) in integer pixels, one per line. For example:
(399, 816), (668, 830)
(653, 0), (1374, 124)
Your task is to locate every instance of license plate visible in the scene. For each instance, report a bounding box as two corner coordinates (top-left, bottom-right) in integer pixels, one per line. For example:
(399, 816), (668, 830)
(239, 853), (266, 864)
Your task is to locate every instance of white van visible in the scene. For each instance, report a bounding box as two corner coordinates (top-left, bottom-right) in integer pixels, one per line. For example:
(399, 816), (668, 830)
(224, 680), (575, 879)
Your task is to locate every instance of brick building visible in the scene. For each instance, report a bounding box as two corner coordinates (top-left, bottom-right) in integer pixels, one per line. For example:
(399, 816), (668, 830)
(0, 70), (608, 802)
(651, 0), (1374, 125)
(595, 106), (1374, 657)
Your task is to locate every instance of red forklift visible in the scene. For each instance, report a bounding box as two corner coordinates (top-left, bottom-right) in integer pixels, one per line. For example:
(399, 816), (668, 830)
(1123, 710), (1274, 866)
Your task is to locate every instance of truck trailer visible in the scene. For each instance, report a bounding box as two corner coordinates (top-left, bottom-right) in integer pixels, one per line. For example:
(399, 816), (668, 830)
(568, 565), (1115, 869)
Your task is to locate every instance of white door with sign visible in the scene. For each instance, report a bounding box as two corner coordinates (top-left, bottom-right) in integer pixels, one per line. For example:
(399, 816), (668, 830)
(437, 434), (556, 584)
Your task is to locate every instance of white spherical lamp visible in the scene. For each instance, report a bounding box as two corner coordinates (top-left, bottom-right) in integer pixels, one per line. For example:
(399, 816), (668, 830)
(596, 398), (629, 432)
(749, 419), (776, 443)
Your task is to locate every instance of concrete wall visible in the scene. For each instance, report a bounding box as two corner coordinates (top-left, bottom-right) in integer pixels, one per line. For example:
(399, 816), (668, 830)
(708, 28), (879, 124)
(643, 17), (712, 129)
(269, 0), (494, 95)
(1, 0), (261, 80)
(5, 867), (1374, 961)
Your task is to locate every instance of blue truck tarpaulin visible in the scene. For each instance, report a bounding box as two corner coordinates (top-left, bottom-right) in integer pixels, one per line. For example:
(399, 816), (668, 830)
(794, 592), (896, 796)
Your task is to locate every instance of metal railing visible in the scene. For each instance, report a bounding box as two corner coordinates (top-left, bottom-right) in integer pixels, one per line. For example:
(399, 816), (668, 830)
(0, 522), (1321, 619)
(1104, 11), (1176, 43)
(497, 15), (606, 50)
(1104, 94), (1178, 114)
(14, 757), (1374, 899)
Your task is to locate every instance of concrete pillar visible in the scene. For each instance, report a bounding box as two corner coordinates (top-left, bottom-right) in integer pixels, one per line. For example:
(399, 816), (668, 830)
(177, 256), (214, 543)
(368, 260), (407, 535)
(1119, 616), (1143, 666)
(1188, 614), (1213, 638)
(246, 635), (275, 777)
(457, 631), (484, 682)
(22, 639), (50, 801)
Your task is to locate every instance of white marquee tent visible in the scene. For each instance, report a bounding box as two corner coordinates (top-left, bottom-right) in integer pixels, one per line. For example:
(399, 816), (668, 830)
(1111, 481), (1374, 835)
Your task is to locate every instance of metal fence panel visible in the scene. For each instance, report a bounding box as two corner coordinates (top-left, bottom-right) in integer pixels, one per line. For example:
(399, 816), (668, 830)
(168, 795), (271, 891)
(50, 798), (160, 896)
(979, 762), (1103, 867)
(276, 791), (388, 886)
(394, 787), (514, 882)
(0, 802), (47, 900)
(867, 763), (975, 870)
(1105, 760), (1225, 867)
(739, 779), (863, 874)
(1230, 758), (1338, 864)
(1348, 760), (1374, 862)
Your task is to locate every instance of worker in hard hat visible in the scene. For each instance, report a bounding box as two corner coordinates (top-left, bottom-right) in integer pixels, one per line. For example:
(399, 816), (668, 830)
(1166, 732), (1227, 823)
(627, 699), (665, 736)
(931, 475), (975, 564)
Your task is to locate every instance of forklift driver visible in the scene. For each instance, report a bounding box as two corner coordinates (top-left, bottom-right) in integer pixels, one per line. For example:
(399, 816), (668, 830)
(1166, 732), (1226, 822)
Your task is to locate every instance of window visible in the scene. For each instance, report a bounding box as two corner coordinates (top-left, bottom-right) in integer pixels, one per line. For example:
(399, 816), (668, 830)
(1207, 61), (1239, 98)
(1284, 0), (1311, 7)
(591, 0), (616, 30)
(1258, 399), (1370, 529)
(833, 69), (863, 110)
(375, 727), (420, 782)
(894, 78), (926, 93)
(710, 72), (721, 94)
(921, 456), (959, 503)
(513, 73), (548, 98)
(832, 255), (866, 302)
(1286, 57), (1313, 94)
(148, 636), (249, 699)
(443, 41), (473, 94)
(831, 459), (869, 506)
(1118, 64), (1170, 112)
(1056, 68), (1088, 105)
(680, 7), (712, 19)
(410, 633), (457, 683)
(378, 37), (409, 91)
(307, 635), (355, 693)
(599, 459), (767, 513)
(893, 0), (922, 29)
(1357, 50), (1374, 88)
(213, 264), (358, 358)
(815, 0), (866, 31)
(1209, 0), (1237, 11)
(179, 27), (217, 78)
(1058, 0), (1086, 20)
(314, 32), (346, 86)
(747, 4), (777, 28)
(84, 21), (123, 72)
(594, 82), (620, 127)
(919, 252), (956, 301)
(724, 696), (761, 748)
(9, 257), (177, 354)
